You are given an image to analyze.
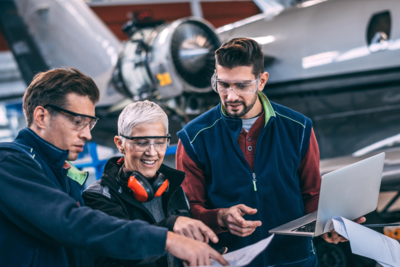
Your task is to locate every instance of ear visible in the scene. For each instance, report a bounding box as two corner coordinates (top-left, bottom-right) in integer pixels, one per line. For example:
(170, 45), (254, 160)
(32, 106), (50, 130)
(114, 136), (124, 154)
(258, 72), (269, 91)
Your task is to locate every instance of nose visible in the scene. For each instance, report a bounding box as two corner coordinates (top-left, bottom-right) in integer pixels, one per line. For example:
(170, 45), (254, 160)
(145, 144), (158, 156)
(80, 124), (92, 141)
(226, 87), (239, 102)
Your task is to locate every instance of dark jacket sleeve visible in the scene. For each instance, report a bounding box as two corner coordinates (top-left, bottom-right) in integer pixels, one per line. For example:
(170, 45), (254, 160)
(83, 192), (164, 267)
(83, 188), (182, 267)
(82, 191), (179, 232)
(0, 152), (168, 260)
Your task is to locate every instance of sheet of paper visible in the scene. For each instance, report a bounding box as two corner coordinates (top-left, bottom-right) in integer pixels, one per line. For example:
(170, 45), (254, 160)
(378, 261), (394, 267)
(209, 235), (274, 267)
(324, 217), (349, 239)
(330, 216), (400, 267)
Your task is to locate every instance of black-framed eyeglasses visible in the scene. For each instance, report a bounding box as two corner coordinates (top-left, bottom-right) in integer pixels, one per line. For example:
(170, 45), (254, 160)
(120, 134), (171, 152)
(43, 104), (99, 131)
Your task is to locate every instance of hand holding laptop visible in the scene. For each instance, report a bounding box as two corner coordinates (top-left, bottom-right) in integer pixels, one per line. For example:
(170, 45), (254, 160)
(269, 153), (385, 240)
(217, 204), (262, 237)
(322, 216), (366, 244)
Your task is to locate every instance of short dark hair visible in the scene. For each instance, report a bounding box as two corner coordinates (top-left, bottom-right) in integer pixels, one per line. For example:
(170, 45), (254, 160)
(23, 67), (100, 126)
(215, 38), (264, 76)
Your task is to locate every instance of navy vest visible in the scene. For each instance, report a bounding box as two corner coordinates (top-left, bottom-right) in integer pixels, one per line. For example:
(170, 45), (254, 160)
(178, 93), (317, 266)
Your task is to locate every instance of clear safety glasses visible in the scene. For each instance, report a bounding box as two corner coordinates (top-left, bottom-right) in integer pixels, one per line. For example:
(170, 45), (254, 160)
(211, 72), (261, 96)
(120, 135), (171, 152)
(44, 104), (99, 131)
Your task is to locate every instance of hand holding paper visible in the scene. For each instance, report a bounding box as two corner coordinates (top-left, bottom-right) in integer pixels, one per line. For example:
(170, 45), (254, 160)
(326, 216), (400, 267)
(322, 216), (366, 244)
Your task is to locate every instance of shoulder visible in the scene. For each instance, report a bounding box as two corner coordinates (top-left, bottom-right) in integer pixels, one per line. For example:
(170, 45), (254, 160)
(178, 105), (222, 142)
(271, 101), (312, 129)
(0, 143), (42, 171)
(83, 180), (112, 200)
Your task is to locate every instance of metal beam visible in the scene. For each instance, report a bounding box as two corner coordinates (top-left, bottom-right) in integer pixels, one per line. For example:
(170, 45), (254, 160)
(190, 0), (203, 18)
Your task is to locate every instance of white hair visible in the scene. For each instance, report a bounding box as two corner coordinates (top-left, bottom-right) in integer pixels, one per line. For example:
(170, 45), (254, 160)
(118, 101), (168, 144)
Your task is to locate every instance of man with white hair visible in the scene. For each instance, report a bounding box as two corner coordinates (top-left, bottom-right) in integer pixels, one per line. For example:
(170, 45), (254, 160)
(83, 101), (226, 267)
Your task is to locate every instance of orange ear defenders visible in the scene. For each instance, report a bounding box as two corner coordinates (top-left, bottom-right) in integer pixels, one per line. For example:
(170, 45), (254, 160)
(117, 168), (169, 202)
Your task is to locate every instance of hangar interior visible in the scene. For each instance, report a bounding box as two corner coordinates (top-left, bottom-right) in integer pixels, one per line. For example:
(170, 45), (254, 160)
(1, 0), (400, 266)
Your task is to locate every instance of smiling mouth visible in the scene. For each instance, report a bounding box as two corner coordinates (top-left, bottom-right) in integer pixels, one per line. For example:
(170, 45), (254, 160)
(229, 104), (242, 109)
(141, 160), (156, 165)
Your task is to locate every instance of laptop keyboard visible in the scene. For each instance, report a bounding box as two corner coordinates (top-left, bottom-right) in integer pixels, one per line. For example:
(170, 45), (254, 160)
(291, 220), (316, 233)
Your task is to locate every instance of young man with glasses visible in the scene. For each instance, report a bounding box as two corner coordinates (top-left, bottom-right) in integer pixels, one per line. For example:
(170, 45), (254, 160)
(0, 68), (228, 267)
(176, 38), (323, 266)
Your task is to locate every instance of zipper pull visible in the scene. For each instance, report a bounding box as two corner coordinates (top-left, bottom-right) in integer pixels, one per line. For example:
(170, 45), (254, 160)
(252, 173), (257, 191)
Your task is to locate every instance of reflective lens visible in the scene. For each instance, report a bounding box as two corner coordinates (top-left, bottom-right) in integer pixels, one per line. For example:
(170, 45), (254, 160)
(61, 112), (98, 131)
(211, 72), (260, 96)
(129, 138), (170, 152)
(44, 104), (99, 131)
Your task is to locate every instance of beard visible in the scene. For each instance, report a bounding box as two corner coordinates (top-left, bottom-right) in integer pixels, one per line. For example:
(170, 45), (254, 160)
(224, 93), (258, 118)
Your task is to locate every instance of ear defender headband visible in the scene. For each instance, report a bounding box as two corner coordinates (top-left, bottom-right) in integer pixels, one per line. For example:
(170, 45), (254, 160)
(117, 168), (169, 202)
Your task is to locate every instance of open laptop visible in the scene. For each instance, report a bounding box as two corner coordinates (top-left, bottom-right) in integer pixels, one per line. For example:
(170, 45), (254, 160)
(269, 152), (385, 237)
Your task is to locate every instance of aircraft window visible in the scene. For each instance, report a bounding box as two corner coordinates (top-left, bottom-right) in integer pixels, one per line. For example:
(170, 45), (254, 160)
(366, 11), (391, 46)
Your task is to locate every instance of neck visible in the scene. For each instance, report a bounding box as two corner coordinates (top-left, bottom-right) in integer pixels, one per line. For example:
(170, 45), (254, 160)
(122, 163), (156, 180)
(29, 125), (55, 147)
(29, 125), (44, 140)
(240, 97), (262, 119)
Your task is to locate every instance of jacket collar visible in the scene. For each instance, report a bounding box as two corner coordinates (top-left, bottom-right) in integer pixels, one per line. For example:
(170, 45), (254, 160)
(15, 127), (88, 186)
(101, 157), (185, 204)
(220, 91), (276, 127)
(15, 128), (69, 170)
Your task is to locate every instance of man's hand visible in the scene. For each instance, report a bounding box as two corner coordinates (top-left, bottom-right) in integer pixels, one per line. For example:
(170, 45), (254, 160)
(166, 231), (229, 266)
(174, 216), (219, 243)
(217, 204), (262, 237)
(322, 216), (366, 244)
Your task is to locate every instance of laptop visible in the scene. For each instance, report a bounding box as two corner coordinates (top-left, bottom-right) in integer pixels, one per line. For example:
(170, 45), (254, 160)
(269, 152), (385, 237)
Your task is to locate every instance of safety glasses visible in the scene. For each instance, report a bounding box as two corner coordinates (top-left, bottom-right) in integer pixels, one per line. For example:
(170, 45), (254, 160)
(43, 104), (99, 131)
(120, 134), (171, 152)
(211, 72), (261, 96)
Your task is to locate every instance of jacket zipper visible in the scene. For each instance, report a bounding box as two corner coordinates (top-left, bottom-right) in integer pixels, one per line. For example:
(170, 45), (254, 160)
(231, 118), (269, 266)
(311, 240), (315, 254)
(252, 173), (257, 191)
(252, 120), (271, 267)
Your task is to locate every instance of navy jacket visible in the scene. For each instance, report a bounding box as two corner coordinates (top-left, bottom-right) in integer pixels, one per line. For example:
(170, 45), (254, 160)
(0, 128), (168, 267)
(178, 93), (317, 267)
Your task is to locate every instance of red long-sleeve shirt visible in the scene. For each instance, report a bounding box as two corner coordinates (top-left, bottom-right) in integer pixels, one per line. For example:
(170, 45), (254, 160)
(176, 111), (321, 233)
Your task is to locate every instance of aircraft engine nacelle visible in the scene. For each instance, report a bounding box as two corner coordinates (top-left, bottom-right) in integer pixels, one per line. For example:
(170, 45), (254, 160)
(112, 18), (221, 102)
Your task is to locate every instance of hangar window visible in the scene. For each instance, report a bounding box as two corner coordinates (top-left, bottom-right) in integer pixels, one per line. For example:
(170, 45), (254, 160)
(366, 10), (391, 46)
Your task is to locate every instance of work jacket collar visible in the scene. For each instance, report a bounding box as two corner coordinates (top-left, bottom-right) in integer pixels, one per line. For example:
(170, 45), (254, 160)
(100, 157), (185, 211)
(15, 127), (88, 187)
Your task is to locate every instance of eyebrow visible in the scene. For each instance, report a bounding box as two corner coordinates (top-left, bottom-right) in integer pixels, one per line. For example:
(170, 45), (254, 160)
(120, 134), (172, 140)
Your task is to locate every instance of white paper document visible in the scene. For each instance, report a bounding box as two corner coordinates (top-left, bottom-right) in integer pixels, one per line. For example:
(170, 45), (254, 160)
(325, 216), (400, 267)
(209, 234), (274, 267)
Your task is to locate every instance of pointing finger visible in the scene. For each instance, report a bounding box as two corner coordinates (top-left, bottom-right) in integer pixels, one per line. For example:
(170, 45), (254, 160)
(209, 248), (230, 266)
(200, 224), (219, 243)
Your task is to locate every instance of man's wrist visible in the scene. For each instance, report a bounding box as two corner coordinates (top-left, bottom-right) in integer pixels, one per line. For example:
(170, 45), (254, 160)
(217, 209), (226, 228)
(165, 231), (175, 251)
